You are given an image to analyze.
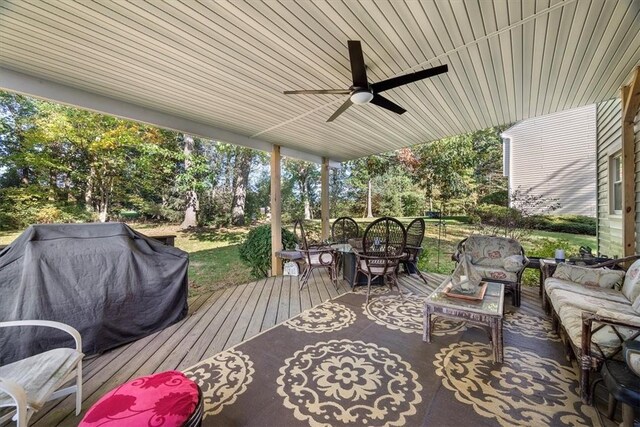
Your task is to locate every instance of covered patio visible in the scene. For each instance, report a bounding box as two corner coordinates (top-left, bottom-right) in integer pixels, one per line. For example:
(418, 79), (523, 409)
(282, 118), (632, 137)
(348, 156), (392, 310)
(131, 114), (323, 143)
(27, 272), (559, 427)
(1, 0), (640, 426)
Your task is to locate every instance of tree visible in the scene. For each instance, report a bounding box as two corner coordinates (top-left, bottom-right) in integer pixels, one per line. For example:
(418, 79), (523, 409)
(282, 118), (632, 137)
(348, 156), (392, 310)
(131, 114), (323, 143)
(179, 134), (199, 228)
(283, 159), (319, 220)
(0, 92), (39, 186)
(348, 154), (391, 217)
(231, 147), (255, 226)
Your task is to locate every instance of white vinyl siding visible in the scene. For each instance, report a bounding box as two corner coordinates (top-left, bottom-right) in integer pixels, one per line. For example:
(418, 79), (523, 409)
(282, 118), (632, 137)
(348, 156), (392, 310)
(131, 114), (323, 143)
(596, 99), (623, 257)
(502, 104), (597, 217)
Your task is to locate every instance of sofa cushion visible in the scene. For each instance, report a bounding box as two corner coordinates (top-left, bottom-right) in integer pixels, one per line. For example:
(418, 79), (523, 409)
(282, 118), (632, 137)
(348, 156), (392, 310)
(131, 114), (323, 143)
(558, 305), (640, 358)
(621, 259), (640, 301)
(634, 294), (640, 314)
(549, 289), (635, 316)
(471, 265), (518, 283)
(545, 277), (631, 305)
(503, 255), (525, 272)
(552, 263), (625, 289)
(463, 235), (523, 268)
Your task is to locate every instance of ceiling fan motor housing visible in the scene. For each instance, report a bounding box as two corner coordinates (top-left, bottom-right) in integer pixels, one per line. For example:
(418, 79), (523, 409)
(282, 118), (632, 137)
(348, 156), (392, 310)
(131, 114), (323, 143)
(350, 89), (374, 104)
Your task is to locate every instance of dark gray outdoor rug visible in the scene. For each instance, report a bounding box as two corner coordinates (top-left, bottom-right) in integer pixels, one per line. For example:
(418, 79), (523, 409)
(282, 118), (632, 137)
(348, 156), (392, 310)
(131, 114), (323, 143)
(183, 288), (598, 426)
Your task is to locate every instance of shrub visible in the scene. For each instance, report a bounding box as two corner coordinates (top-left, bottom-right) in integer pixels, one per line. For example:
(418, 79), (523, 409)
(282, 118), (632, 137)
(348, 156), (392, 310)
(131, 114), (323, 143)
(34, 205), (64, 223)
(528, 215), (596, 235)
(238, 224), (297, 278)
(479, 190), (508, 206)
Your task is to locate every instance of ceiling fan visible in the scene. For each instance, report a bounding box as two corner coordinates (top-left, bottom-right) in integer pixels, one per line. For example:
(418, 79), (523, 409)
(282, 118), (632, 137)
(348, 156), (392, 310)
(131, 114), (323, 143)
(283, 40), (448, 122)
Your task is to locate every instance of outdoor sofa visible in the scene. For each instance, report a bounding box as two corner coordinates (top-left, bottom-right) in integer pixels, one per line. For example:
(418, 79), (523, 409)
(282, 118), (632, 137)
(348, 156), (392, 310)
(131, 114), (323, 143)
(543, 255), (640, 403)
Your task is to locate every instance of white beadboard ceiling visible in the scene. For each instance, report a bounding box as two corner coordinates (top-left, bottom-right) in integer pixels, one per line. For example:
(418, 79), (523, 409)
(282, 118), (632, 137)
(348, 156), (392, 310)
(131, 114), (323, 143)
(0, 0), (639, 162)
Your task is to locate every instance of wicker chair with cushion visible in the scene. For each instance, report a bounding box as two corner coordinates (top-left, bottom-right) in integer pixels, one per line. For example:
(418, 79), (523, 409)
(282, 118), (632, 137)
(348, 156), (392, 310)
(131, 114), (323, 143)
(331, 217), (360, 243)
(353, 217), (407, 302)
(293, 220), (337, 290)
(332, 217), (360, 275)
(400, 218), (428, 285)
(453, 235), (528, 307)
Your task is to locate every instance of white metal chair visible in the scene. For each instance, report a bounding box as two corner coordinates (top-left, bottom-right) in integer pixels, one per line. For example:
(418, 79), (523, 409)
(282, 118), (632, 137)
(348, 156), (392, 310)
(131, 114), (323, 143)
(0, 320), (83, 426)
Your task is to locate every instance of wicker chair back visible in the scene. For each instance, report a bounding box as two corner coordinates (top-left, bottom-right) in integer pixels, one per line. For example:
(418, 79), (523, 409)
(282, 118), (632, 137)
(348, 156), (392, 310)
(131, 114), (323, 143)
(331, 217), (360, 243)
(362, 217), (407, 258)
(406, 218), (426, 248)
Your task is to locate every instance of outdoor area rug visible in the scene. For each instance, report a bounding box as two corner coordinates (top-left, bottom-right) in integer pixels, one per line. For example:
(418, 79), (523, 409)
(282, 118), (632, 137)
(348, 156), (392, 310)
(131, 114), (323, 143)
(183, 287), (599, 426)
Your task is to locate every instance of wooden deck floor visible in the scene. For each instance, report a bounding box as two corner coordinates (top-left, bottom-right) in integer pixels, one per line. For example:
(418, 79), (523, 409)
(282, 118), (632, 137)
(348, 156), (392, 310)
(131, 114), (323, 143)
(31, 271), (545, 426)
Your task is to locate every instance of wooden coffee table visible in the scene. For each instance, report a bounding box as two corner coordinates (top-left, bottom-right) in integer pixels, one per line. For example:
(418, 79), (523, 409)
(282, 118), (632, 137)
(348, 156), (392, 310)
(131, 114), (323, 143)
(423, 280), (505, 362)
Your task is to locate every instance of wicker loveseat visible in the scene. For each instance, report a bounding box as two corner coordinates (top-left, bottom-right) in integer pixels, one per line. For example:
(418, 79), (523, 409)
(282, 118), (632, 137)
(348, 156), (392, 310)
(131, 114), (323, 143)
(543, 255), (640, 403)
(453, 235), (528, 306)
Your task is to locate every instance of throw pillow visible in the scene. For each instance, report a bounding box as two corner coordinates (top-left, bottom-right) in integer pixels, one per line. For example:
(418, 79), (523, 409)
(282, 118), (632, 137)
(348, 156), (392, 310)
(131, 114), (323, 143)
(552, 264), (625, 289)
(503, 255), (524, 272)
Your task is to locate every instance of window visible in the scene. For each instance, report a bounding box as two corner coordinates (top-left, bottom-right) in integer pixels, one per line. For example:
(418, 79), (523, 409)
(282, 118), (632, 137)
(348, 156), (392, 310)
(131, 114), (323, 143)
(611, 153), (622, 213)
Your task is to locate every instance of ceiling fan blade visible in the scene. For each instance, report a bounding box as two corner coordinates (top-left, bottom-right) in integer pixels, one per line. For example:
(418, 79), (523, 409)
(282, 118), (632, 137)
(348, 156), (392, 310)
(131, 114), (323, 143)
(348, 40), (368, 88)
(283, 89), (351, 95)
(371, 64), (448, 93)
(370, 94), (406, 115)
(327, 98), (353, 122)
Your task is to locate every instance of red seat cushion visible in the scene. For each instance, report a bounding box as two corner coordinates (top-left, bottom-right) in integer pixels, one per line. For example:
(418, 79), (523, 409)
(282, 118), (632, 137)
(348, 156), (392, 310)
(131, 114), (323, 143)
(79, 370), (199, 427)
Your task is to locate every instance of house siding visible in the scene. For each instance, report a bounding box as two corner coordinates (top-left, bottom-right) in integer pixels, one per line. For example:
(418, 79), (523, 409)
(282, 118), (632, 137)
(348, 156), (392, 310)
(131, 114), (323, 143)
(503, 105), (597, 217)
(595, 98), (640, 257)
(636, 106), (640, 254)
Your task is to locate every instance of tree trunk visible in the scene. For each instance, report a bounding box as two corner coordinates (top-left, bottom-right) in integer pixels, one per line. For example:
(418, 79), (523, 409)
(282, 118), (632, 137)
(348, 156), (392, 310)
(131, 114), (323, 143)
(231, 148), (253, 226)
(366, 179), (373, 218)
(85, 167), (95, 212)
(302, 177), (311, 220)
(180, 134), (198, 229)
(20, 167), (29, 185)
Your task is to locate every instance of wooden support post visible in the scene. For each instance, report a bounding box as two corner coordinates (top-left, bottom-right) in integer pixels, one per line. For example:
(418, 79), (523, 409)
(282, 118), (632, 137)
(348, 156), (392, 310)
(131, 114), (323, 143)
(321, 157), (330, 241)
(271, 145), (283, 276)
(621, 66), (640, 257)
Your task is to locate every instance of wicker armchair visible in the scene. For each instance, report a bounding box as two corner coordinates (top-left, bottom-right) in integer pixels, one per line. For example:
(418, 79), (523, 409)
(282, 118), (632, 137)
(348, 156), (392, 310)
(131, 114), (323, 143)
(353, 217), (407, 302)
(293, 220), (337, 290)
(400, 218), (428, 285)
(453, 235), (528, 306)
(332, 217), (360, 275)
(331, 217), (360, 243)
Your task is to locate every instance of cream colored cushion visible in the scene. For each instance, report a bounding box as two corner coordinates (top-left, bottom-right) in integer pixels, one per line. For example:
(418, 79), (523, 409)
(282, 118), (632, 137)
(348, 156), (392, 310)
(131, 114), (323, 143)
(634, 294), (640, 313)
(621, 259), (640, 301)
(503, 255), (525, 272)
(549, 289), (634, 315)
(359, 260), (390, 275)
(471, 265), (518, 283)
(544, 277), (630, 305)
(464, 235), (523, 268)
(552, 263), (625, 289)
(559, 306), (639, 358)
(307, 252), (333, 266)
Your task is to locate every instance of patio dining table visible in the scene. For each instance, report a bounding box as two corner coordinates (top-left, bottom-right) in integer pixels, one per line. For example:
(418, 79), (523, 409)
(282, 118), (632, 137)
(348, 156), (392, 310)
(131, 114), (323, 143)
(331, 242), (383, 288)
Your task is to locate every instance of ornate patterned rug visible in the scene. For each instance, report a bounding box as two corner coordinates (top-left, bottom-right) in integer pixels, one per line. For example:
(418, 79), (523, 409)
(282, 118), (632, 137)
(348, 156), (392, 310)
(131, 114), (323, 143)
(183, 290), (599, 426)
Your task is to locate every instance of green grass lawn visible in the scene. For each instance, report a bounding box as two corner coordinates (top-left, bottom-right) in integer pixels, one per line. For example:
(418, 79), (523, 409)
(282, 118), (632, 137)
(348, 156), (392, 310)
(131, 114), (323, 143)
(1, 218), (596, 295)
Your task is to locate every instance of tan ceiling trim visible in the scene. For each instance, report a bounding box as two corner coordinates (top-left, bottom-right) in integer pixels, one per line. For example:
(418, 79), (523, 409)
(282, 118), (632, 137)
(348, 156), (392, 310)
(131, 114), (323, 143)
(0, 67), (341, 166)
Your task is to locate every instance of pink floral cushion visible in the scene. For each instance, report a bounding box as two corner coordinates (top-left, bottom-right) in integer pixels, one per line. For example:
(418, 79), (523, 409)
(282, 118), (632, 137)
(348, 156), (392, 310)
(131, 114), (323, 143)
(79, 371), (199, 427)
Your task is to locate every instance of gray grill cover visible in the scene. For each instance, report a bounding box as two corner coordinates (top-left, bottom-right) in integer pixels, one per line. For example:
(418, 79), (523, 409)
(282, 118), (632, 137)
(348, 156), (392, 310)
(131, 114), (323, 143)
(0, 223), (189, 364)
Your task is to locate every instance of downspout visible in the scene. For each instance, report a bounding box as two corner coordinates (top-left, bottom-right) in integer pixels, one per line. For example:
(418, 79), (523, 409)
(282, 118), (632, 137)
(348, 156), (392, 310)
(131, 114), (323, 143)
(501, 133), (511, 207)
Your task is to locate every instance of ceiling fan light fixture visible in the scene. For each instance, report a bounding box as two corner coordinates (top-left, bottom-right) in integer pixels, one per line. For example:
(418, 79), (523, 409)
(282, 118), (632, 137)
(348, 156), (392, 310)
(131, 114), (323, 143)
(350, 90), (374, 104)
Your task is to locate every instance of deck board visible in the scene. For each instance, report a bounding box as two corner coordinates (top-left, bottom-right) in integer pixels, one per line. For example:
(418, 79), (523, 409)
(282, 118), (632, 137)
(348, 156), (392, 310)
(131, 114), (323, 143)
(31, 271), (548, 426)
